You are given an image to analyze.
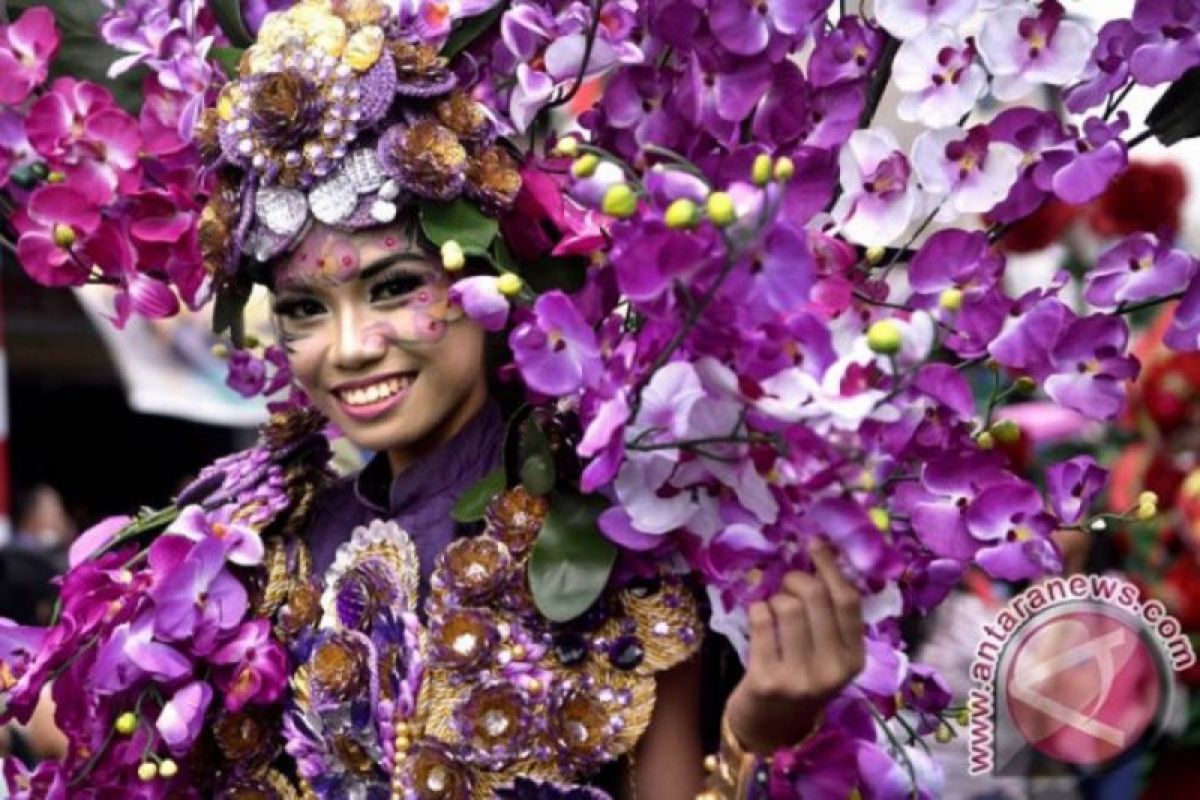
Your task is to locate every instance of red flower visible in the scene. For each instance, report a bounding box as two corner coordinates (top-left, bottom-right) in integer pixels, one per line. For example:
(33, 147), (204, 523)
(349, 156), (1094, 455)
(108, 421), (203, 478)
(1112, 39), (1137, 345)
(996, 197), (1078, 253)
(1087, 160), (1187, 238)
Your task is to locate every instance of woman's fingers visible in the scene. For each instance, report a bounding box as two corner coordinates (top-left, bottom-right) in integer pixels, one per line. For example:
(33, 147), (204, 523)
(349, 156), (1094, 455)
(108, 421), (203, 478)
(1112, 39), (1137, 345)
(771, 582), (816, 669)
(746, 600), (781, 670)
(809, 540), (865, 655)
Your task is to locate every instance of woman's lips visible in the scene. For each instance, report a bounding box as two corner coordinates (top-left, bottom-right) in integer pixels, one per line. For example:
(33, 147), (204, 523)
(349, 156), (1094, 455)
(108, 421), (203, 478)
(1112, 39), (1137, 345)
(332, 373), (415, 421)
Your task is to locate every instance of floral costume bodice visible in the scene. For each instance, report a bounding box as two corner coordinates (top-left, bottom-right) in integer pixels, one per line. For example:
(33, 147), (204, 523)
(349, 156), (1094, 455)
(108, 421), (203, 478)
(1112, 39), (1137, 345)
(279, 490), (701, 799)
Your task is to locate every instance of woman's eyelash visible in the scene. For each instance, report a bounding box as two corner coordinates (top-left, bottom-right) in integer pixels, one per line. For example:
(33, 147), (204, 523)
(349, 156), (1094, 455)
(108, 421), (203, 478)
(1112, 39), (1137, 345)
(272, 297), (325, 318)
(370, 274), (426, 302)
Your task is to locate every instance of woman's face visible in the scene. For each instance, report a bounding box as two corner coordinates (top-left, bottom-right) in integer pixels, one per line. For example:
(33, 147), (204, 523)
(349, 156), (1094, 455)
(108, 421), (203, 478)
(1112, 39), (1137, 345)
(272, 222), (488, 469)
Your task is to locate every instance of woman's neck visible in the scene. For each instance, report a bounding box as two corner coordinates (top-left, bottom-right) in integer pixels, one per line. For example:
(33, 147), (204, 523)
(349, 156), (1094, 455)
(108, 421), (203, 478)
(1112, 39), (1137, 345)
(385, 381), (490, 477)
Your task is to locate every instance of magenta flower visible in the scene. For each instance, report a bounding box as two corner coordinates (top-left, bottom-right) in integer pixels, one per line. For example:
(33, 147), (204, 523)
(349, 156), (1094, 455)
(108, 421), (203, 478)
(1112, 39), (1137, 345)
(978, 0), (1095, 101)
(511, 291), (603, 395)
(12, 183), (104, 287)
(226, 349), (267, 398)
(81, 219), (182, 327)
(68, 514), (133, 568)
(156, 680), (213, 754)
(2, 758), (69, 800)
(1046, 455), (1108, 525)
(209, 620), (288, 712)
(450, 276), (512, 331)
(1086, 233), (1197, 310)
(1043, 314), (1140, 421)
(165, 505), (265, 567)
(0, 7), (60, 105)
(148, 536), (248, 653)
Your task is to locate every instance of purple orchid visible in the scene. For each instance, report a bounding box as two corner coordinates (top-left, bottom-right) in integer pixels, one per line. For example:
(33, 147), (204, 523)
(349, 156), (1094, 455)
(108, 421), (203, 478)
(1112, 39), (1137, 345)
(209, 620), (288, 712)
(875, 0), (977, 40)
(156, 679), (213, 754)
(1166, 274), (1200, 351)
(165, 505), (265, 567)
(708, 0), (831, 56)
(978, 0), (1095, 101)
(1130, 0), (1200, 85)
(1086, 233), (1197, 310)
(987, 107), (1073, 223)
(510, 291), (602, 395)
(1064, 20), (1144, 113)
(912, 125), (1023, 220)
(1042, 313), (1140, 421)
(1046, 455), (1108, 525)
(1033, 115), (1130, 205)
(893, 29), (987, 128)
(450, 276), (513, 331)
(90, 612), (192, 694)
(809, 17), (885, 88)
(965, 480), (1063, 580)
(832, 128), (921, 246)
(148, 536), (248, 654)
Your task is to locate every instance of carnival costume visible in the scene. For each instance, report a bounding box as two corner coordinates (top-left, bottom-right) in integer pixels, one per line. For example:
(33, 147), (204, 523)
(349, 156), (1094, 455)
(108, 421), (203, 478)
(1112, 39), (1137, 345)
(4, 0), (1200, 798)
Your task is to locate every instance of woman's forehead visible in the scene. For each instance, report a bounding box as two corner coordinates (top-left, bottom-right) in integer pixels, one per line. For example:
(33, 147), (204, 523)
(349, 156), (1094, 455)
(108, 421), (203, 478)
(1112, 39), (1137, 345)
(273, 223), (434, 289)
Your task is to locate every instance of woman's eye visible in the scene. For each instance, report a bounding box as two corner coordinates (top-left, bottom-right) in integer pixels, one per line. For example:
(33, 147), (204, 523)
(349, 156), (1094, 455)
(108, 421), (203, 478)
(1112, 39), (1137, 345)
(371, 275), (425, 303)
(273, 298), (325, 320)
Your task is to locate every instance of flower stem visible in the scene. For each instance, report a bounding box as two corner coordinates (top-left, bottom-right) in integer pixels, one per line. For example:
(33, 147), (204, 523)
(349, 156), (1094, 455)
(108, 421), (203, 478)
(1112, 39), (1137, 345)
(548, 0), (603, 110)
(1126, 128), (1155, 149)
(1116, 290), (1185, 315)
(858, 37), (899, 130)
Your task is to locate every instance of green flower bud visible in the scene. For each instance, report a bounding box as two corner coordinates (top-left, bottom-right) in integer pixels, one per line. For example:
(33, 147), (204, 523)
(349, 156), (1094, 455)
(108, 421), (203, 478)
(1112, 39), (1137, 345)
(938, 287), (963, 312)
(664, 198), (699, 229)
(990, 419), (1021, 444)
(159, 759), (178, 779)
(114, 712), (138, 735)
(1014, 375), (1037, 394)
(868, 508), (890, 532)
(138, 763), (158, 782)
(705, 192), (736, 227)
(440, 239), (466, 272)
(602, 184), (638, 218)
(976, 431), (995, 450)
(554, 136), (579, 157)
(571, 153), (599, 178)
(773, 156), (795, 182)
(496, 273), (522, 297)
(866, 319), (903, 354)
(751, 153), (772, 186)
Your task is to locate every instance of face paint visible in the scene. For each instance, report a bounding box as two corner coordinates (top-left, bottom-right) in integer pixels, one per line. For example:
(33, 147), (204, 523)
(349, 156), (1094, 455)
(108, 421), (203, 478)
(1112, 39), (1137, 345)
(276, 227), (364, 290)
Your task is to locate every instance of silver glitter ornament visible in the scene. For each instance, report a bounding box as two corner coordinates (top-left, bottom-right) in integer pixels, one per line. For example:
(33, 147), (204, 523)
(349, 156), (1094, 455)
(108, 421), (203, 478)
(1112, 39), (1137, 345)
(308, 171), (357, 225)
(255, 187), (308, 237)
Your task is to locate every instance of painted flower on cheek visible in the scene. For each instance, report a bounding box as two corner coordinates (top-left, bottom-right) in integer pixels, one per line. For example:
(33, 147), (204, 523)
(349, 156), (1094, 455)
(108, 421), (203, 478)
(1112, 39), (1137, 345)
(978, 0), (1095, 101)
(912, 126), (1023, 220)
(1086, 233), (1197, 310)
(893, 29), (987, 128)
(875, 0), (977, 40)
(510, 291), (601, 395)
(831, 128), (921, 247)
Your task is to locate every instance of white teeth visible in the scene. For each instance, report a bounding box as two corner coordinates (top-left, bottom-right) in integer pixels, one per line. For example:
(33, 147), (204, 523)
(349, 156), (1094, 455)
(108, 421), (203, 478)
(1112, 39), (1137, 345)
(338, 376), (411, 407)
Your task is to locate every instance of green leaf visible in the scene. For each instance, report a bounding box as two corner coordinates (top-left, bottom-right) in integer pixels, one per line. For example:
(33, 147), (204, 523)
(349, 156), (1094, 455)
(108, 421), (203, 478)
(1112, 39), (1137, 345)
(521, 254), (589, 294)
(451, 467), (506, 522)
(419, 198), (499, 254)
(529, 491), (617, 622)
(9, 0), (104, 35)
(211, 46), (246, 78)
(519, 416), (556, 496)
(440, 4), (507, 60)
(211, 0), (254, 48)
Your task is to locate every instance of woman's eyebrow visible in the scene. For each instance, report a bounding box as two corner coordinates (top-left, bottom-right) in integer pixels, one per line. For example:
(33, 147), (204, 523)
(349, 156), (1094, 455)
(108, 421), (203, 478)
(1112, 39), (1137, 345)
(275, 252), (432, 293)
(358, 252), (434, 282)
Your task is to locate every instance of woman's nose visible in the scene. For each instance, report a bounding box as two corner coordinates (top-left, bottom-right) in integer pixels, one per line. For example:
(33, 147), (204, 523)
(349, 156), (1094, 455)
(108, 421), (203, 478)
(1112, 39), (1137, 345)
(333, 309), (388, 370)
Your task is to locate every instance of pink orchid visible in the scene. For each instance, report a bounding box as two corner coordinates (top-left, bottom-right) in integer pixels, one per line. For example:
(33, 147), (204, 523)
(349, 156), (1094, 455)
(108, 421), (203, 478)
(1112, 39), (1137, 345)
(25, 77), (142, 194)
(12, 182), (105, 287)
(81, 219), (181, 327)
(209, 620), (288, 712)
(0, 109), (35, 190)
(0, 7), (60, 105)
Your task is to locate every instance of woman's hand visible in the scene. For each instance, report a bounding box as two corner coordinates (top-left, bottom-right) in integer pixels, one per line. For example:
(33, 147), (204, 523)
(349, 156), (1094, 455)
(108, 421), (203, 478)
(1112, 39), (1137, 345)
(722, 539), (866, 754)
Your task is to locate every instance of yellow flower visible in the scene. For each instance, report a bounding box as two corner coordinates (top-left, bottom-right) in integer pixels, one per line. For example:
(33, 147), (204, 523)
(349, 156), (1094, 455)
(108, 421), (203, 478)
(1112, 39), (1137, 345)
(344, 25), (384, 71)
(307, 14), (348, 57)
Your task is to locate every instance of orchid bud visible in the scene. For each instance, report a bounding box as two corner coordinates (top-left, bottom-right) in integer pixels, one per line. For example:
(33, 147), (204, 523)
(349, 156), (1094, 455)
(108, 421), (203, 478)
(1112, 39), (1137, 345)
(114, 712), (138, 735)
(602, 184), (638, 218)
(869, 508), (890, 532)
(976, 431), (995, 450)
(773, 156), (795, 182)
(938, 287), (963, 312)
(956, 707), (970, 726)
(52, 224), (76, 248)
(751, 154), (772, 186)
(864, 245), (886, 265)
(705, 192), (736, 227)
(935, 722), (954, 744)
(1137, 501), (1157, 520)
(554, 136), (580, 157)
(441, 240), (466, 272)
(866, 319), (902, 354)
(159, 759), (179, 779)
(211, 343), (230, 359)
(46, 171), (66, 184)
(571, 153), (600, 178)
(496, 273), (523, 297)
(1139, 490), (1159, 506)
(664, 198), (699, 229)
(1014, 375), (1037, 394)
(990, 419), (1020, 444)
(138, 763), (159, 782)
(243, 334), (261, 349)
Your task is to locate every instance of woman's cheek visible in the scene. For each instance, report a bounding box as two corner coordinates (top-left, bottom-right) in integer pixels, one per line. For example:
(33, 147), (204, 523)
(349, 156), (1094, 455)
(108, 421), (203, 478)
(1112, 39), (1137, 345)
(280, 330), (327, 394)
